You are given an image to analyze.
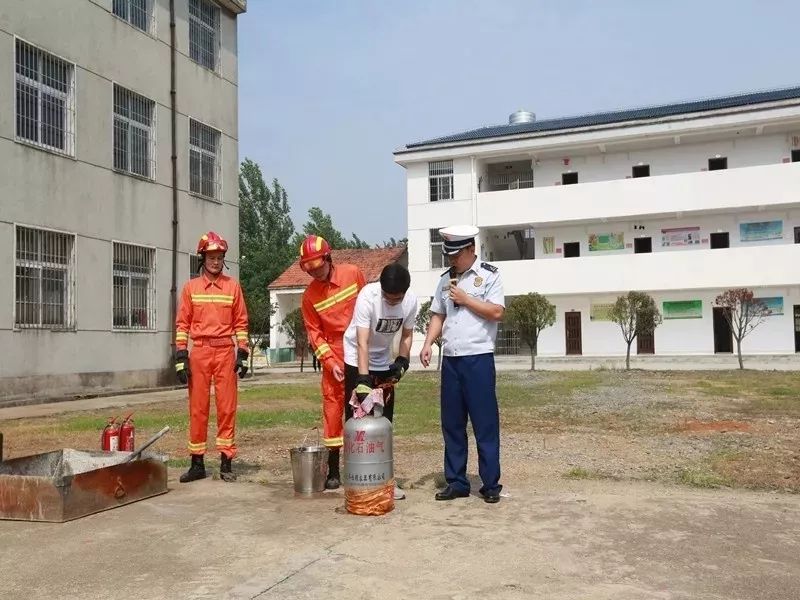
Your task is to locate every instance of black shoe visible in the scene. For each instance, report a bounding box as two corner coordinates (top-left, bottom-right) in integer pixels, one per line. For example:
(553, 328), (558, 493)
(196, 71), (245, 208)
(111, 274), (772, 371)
(325, 473), (340, 490)
(220, 453), (236, 482)
(325, 448), (340, 489)
(483, 490), (500, 504)
(179, 454), (206, 483)
(435, 485), (470, 501)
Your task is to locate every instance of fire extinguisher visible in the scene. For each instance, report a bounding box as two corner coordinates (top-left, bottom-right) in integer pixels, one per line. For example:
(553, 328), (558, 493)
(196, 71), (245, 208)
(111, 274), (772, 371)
(101, 417), (121, 452)
(120, 413), (135, 452)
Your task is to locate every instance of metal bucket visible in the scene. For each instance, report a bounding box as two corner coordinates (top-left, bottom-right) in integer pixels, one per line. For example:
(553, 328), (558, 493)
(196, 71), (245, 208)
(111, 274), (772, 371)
(290, 445), (329, 495)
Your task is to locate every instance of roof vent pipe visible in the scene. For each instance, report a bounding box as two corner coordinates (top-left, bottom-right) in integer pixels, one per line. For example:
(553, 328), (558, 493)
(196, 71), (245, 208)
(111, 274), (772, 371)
(509, 109), (536, 124)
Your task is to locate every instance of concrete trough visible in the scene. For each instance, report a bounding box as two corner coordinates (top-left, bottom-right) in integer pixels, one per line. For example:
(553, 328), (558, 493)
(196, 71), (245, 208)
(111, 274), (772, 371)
(0, 449), (168, 522)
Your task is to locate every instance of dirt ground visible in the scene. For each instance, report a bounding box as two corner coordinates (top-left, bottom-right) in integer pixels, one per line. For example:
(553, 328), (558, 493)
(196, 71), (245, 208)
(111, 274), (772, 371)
(1, 370), (799, 599)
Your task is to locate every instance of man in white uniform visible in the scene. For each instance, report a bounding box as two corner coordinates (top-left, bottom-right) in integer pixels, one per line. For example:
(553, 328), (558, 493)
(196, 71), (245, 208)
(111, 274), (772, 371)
(343, 263), (416, 500)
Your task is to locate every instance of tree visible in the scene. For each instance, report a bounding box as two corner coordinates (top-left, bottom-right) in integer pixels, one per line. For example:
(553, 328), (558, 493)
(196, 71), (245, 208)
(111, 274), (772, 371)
(415, 299), (443, 370)
(280, 308), (308, 372)
(714, 289), (770, 370)
(379, 237), (408, 248)
(291, 206), (370, 250)
(239, 158), (295, 364)
(504, 293), (556, 371)
(609, 291), (662, 370)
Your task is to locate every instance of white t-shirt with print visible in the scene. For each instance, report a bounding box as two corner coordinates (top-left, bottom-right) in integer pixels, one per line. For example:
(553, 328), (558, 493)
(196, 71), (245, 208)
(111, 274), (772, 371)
(344, 282), (417, 371)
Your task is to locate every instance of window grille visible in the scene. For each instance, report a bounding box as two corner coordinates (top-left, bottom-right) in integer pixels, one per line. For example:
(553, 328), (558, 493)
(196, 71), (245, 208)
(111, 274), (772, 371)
(190, 254), (202, 278)
(113, 84), (156, 179)
(15, 39), (75, 155)
(113, 242), (156, 330)
(430, 229), (447, 269)
(189, 119), (221, 199)
(429, 160), (453, 202)
(494, 321), (522, 356)
(112, 0), (155, 33)
(15, 226), (76, 329)
(189, 0), (220, 71)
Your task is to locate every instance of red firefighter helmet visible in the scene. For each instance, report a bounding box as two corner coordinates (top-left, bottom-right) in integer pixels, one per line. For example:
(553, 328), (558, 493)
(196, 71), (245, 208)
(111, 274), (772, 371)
(197, 231), (228, 255)
(299, 235), (331, 272)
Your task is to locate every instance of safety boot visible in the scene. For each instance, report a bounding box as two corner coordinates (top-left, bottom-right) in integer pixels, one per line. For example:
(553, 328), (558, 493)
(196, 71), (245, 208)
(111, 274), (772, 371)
(220, 453), (237, 482)
(179, 454), (206, 483)
(325, 448), (340, 490)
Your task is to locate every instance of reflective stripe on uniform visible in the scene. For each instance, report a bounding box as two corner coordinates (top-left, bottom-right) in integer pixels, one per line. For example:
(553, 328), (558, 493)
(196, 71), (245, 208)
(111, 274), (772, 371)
(176, 331), (189, 340)
(188, 441), (207, 452)
(191, 294), (234, 304)
(216, 437), (234, 447)
(323, 436), (343, 447)
(312, 283), (358, 313)
(176, 363), (186, 372)
(314, 343), (331, 358)
(235, 331), (248, 340)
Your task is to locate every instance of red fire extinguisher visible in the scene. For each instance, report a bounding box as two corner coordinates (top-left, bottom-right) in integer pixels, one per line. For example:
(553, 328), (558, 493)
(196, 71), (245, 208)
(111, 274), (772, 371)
(101, 417), (121, 452)
(120, 413), (135, 452)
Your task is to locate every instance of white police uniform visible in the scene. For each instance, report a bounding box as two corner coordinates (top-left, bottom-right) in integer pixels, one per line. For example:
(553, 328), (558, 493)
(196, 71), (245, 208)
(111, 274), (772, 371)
(429, 225), (503, 500)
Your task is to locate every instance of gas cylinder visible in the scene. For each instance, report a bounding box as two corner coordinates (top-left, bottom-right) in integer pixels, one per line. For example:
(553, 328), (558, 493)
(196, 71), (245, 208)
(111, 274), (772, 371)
(101, 418), (120, 452)
(119, 413), (135, 452)
(343, 404), (394, 515)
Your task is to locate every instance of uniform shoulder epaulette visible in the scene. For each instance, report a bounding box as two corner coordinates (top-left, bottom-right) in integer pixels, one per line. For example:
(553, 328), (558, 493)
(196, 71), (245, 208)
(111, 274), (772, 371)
(441, 268), (452, 277)
(480, 262), (498, 273)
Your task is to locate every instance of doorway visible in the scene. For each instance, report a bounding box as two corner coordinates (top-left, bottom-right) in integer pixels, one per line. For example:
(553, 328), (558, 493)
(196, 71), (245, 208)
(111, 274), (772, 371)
(565, 312), (582, 355)
(634, 237), (652, 254)
(563, 242), (580, 258)
(794, 227), (800, 244)
(794, 305), (800, 353)
(713, 307), (733, 353)
(637, 331), (655, 354)
(710, 232), (730, 249)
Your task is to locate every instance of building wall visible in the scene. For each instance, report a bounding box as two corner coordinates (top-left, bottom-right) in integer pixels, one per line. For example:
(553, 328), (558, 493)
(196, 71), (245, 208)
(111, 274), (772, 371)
(0, 0), (242, 400)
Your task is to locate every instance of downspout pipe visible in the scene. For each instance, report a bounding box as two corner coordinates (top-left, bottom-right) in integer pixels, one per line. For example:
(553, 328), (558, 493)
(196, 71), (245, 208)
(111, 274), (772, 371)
(169, 0), (178, 358)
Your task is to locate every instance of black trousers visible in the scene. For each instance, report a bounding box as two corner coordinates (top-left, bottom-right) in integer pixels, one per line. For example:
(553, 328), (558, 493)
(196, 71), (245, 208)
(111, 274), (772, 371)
(344, 364), (395, 423)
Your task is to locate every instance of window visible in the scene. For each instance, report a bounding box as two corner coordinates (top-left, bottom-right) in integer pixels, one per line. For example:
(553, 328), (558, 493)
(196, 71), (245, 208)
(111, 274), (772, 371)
(429, 229), (447, 269)
(792, 149), (800, 163)
(15, 39), (75, 155)
(634, 237), (652, 254)
(562, 172), (578, 185)
(112, 0), (154, 33)
(632, 164), (650, 178)
(429, 160), (453, 202)
(15, 226), (76, 329)
(710, 232), (729, 249)
(189, 0), (220, 71)
(189, 119), (221, 199)
(113, 85), (156, 179)
(708, 157), (727, 171)
(563, 242), (580, 258)
(190, 254), (202, 278)
(113, 242), (156, 330)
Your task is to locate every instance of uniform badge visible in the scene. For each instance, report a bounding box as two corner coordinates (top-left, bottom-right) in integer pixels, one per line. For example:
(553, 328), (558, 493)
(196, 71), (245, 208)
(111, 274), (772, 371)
(474, 277), (483, 287)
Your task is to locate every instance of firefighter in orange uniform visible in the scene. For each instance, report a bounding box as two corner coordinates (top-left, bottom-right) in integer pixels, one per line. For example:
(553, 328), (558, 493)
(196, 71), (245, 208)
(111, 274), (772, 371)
(174, 231), (249, 483)
(300, 235), (366, 488)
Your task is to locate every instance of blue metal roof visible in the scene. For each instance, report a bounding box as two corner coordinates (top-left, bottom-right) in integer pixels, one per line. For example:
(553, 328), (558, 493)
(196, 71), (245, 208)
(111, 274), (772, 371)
(402, 86), (800, 150)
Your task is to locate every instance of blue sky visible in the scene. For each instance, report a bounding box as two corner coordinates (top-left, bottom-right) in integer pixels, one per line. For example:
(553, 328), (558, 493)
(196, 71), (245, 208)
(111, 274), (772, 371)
(238, 0), (800, 245)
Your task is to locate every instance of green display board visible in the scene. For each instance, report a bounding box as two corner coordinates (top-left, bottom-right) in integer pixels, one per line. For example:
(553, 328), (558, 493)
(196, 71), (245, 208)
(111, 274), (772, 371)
(588, 233), (624, 252)
(663, 300), (702, 319)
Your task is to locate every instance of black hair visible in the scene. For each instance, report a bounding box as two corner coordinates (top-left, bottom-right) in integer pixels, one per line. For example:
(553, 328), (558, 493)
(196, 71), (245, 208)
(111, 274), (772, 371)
(380, 263), (411, 294)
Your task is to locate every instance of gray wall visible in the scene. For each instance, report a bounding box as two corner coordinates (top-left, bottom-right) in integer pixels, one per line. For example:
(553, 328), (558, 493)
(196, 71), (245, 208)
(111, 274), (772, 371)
(0, 0), (242, 401)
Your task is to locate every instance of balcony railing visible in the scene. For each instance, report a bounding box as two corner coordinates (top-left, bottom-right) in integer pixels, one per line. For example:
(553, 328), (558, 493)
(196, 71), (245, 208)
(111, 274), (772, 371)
(486, 172), (534, 192)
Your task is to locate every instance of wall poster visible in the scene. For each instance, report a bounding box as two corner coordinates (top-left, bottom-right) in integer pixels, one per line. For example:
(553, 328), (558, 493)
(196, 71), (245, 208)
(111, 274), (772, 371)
(590, 303), (615, 321)
(661, 226), (701, 247)
(588, 232), (624, 252)
(754, 296), (784, 316)
(543, 237), (555, 255)
(740, 220), (783, 242)
(663, 300), (703, 319)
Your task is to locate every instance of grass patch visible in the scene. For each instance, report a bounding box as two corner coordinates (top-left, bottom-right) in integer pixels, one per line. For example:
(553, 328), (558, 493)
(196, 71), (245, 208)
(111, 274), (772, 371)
(237, 409), (317, 429)
(677, 467), (731, 489)
(166, 457), (191, 468)
(563, 466), (618, 480)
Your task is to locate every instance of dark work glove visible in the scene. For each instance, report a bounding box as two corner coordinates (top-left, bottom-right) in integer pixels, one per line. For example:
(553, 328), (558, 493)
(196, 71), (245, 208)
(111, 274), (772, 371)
(387, 356), (410, 382)
(175, 349), (190, 385)
(355, 374), (373, 403)
(235, 348), (249, 379)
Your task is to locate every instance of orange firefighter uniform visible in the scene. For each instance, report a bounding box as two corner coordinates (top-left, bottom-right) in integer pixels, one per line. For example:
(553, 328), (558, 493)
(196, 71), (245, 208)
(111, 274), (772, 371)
(301, 263), (366, 448)
(175, 270), (249, 459)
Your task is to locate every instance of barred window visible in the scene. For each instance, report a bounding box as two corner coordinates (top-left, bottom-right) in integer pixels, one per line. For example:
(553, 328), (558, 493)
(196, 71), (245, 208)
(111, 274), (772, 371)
(189, 119), (221, 199)
(190, 254), (202, 278)
(15, 39), (75, 156)
(113, 242), (156, 330)
(112, 0), (154, 33)
(429, 160), (453, 202)
(189, 0), (220, 71)
(430, 229), (447, 269)
(15, 226), (76, 330)
(113, 85), (156, 179)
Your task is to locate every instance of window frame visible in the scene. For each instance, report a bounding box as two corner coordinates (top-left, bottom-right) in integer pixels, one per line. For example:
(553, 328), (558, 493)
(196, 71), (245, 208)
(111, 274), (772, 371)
(111, 240), (157, 332)
(112, 83), (157, 180)
(429, 229), (447, 269)
(111, 0), (156, 35)
(13, 224), (77, 331)
(188, 0), (221, 71)
(14, 37), (76, 157)
(188, 117), (222, 201)
(428, 160), (454, 202)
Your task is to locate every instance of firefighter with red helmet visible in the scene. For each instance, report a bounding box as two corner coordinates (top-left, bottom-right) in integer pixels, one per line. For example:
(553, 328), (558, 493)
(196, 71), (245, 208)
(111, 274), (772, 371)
(300, 234), (366, 488)
(174, 231), (249, 483)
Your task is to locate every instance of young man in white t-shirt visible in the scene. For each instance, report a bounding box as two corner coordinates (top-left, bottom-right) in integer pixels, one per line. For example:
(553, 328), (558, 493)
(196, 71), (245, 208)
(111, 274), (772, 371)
(343, 263), (416, 499)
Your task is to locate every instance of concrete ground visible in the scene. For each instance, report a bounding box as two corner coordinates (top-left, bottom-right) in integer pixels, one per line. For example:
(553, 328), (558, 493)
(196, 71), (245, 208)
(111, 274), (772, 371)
(0, 475), (798, 600)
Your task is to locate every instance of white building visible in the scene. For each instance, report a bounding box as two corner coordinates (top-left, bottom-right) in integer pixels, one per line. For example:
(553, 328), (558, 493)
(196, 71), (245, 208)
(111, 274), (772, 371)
(395, 88), (800, 357)
(0, 0), (246, 402)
